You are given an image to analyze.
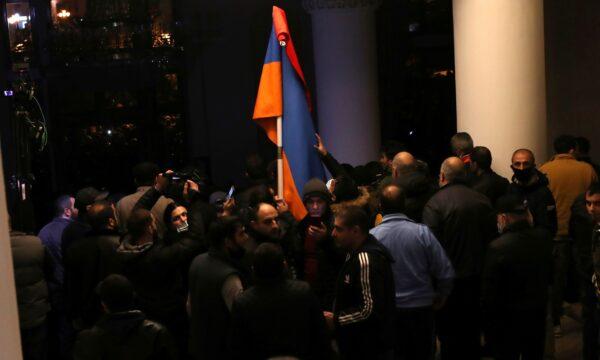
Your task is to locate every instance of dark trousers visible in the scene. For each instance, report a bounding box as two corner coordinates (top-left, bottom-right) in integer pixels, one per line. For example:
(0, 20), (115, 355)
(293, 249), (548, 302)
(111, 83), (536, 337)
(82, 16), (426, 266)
(21, 321), (48, 360)
(394, 306), (434, 360)
(489, 308), (546, 360)
(436, 278), (480, 360)
(581, 281), (599, 360)
(551, 239), (571, 325)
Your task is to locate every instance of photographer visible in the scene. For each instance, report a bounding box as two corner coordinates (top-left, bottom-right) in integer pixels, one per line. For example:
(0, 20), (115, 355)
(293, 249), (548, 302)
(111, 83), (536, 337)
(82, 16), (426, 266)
(115, 171), (206, 355)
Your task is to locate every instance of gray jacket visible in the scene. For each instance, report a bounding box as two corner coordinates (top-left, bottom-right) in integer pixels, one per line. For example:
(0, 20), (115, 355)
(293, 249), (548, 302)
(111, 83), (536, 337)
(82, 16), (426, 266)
(116, 186), (172, 236)
(11, 231), (51, 329)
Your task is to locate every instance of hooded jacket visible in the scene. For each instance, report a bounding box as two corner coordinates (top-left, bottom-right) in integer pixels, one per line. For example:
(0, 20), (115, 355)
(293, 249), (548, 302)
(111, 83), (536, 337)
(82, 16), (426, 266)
(507, 169), (558, 237)
(333, 235), (396, 358)
(73, 310), (178, 360)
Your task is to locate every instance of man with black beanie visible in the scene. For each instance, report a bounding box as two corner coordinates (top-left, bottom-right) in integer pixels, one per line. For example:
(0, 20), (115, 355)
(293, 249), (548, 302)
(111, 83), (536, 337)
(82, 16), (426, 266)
(482, 194), (553, 360)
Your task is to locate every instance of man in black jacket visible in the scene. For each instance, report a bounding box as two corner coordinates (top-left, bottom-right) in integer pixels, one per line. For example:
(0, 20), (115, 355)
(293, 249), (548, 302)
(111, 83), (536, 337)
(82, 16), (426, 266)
(188, 216), (249, 359)
(482, 195), (553, 359)
(115, 205), (201, 355)
(328, 205), (395, 360)
(390, 151), (437, 223)
(63, 200), (120, 330)
(468, 146), (509, 205)
(73, 274), (177, 360)
(507, 149), (558, 236)
(422, 157), (497, 360)
(295, 178), (345, 310)
(230, 243), (331, 360)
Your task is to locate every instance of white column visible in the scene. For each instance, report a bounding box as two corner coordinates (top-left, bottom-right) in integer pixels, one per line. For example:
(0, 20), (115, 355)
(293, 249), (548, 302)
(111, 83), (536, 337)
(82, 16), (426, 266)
(453, 0), (547, 178)
(0, 148), (23, 359)
(304, 0), (381, 166)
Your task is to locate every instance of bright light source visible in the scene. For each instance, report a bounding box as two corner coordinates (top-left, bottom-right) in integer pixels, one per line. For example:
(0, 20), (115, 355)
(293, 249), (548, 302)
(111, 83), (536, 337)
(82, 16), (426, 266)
(57, 9), (71, 18)
(8, 13), (29, 25)
(107, 130), (112, 135)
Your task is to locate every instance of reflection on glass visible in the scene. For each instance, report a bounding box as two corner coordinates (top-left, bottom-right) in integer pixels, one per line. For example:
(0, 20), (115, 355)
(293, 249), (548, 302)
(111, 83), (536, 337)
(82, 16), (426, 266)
(6, 1), (33, 67)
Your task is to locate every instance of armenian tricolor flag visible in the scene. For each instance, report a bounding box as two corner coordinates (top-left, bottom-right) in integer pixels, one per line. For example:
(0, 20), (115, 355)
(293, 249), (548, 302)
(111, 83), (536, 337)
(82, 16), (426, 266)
(253, 6), (325, 220)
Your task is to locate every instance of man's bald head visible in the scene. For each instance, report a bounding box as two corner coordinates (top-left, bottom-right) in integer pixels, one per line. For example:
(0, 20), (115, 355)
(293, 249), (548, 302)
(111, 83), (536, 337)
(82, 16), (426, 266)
(439, 157), (466, 186)
(392, 152), (416, 179)
(379, 184), (406, 215)
(88, 200), (117, 231)
(511, 149), (535, 166)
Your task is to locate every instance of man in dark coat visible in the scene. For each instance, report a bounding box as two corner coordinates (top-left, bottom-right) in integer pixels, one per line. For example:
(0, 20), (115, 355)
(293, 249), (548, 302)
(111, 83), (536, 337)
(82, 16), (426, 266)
(328, 206), (396, 360)
(482, 195), (553, 359)
(73, 274), (177, 360)
(422, 157), (497, 360)
(295, 178), (345, 310)
(468, 146), (509, 204)
(230, 243), (331, 360)
(63, 201), (121, 330)
(507, 148), (558, 236)
(188, 216), (249, 359)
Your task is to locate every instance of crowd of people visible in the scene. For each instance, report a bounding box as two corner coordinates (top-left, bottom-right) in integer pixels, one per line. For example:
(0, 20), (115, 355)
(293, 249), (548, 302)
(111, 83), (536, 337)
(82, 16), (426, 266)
(10, 132), (600, 360)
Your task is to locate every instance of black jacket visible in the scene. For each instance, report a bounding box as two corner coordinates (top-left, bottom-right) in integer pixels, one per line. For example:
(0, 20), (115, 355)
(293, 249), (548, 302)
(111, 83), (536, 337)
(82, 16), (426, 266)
(333, 235), (396, 359)
(63, 228), (120, 328)
(423, 182), (497, 279)
(115, 230), (201, 326)
(73, 310), (178, 360)
(295, 213), (345, 310)
(230, 279), (331, 360)
(570, 193), (594, 281)
(482, 221), (553, 314)
(393, 170), (437, 223)
(469, 169), (509, 205)
(507, 170), (558, 237)
(188, 249), (245, 359)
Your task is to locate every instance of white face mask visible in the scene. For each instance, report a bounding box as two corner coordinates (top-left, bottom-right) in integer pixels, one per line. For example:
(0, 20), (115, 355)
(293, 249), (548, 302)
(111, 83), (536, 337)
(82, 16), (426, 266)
(176, 221), (189, 233)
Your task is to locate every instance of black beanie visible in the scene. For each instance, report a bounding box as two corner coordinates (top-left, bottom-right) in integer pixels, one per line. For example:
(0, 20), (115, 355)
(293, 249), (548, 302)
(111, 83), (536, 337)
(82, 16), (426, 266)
(302, 178), (331, 203)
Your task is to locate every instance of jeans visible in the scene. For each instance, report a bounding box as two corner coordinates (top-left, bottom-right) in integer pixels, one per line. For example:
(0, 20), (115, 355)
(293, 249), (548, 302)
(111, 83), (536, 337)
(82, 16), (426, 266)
(394, 306), (434, 360)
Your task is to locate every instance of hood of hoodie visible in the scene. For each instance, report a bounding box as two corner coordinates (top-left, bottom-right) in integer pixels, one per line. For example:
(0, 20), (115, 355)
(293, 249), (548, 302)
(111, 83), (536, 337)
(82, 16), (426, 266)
(96, 310), (146, 340)
(302, 178), (331, 203)
(116, 234), (154, 262)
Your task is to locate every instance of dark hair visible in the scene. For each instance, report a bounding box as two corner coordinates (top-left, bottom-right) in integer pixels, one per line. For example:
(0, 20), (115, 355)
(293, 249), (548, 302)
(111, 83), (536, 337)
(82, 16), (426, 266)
(576, 136), (591, 155)
(450, 132), (474, 155)
(247, 185), (276, 209)
(380, 140), (406, 161)
(471, 146), (492, 170)
(54, 195), (73, 216)
(208, 216), (243, 248)
(245, 202), (275, 223)
(379, 184), (406, 215)
(163, 202), (185, 227)
(553, 135), (576, 154)
(87, 201), (116, 231)
(132, 162), (159, 187)
(127, 208), (154, 239)
(335, 205), (370, 234)
(97, 274), (135, 313)
(246, 154), (268, 181)
(587, 182), (600, 197)
(253, 243), (285, 280)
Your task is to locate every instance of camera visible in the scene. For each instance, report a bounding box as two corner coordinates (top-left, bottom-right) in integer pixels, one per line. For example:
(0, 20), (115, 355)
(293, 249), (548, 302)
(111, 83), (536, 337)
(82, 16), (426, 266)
(164, 171), (191, 183)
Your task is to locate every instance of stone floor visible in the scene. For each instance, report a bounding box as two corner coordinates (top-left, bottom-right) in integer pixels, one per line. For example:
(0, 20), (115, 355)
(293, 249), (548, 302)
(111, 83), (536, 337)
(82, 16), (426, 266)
(555, 303), (583, 360)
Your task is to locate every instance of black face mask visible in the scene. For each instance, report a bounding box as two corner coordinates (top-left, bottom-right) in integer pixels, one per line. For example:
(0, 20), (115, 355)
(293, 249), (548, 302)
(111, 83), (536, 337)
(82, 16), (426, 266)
(512, 166), (535, 183)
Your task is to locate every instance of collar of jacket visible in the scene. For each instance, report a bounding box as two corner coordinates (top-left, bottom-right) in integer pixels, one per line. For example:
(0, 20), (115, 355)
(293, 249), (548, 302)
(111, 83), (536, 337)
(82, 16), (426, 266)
(380, 213), (414, 224)
(117, 235), (154, 254)
(504, 219), (532, 233)
(552, 154), (576, 161)
(136, 186), (152, 193)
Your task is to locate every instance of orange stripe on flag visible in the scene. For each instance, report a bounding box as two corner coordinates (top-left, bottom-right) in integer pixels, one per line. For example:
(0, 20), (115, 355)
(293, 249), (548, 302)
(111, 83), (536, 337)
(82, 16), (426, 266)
(282, 153), (308, 220)
(253, 62), (282, 120)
